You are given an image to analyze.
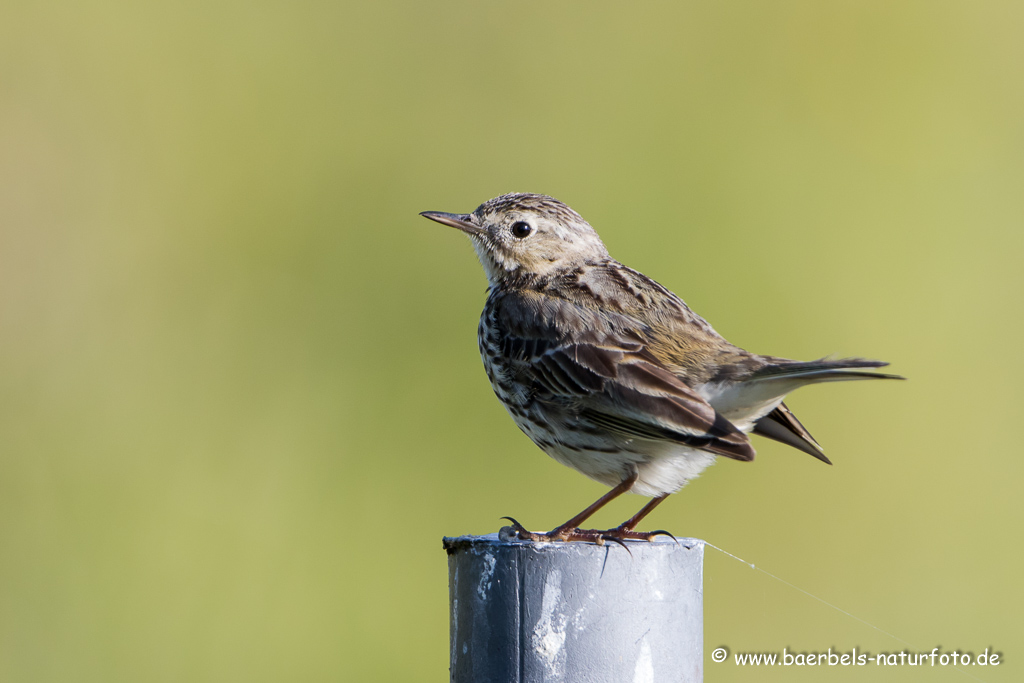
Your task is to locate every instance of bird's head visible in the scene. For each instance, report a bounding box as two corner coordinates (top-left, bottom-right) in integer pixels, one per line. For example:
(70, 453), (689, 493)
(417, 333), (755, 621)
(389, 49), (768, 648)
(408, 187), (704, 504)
(421, 193), (609, 284)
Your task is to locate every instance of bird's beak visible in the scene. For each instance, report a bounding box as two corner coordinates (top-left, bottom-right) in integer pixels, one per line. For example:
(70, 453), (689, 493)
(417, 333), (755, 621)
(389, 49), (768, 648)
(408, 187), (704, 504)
(419, 211), (483, 236)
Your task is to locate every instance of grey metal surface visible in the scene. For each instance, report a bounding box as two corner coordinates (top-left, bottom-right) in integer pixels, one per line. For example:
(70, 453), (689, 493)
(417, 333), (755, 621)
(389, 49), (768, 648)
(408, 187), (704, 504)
(444, 533), (704, 683)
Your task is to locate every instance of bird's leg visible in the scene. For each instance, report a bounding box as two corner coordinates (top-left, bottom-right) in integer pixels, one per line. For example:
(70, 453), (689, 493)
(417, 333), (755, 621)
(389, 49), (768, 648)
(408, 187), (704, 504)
(503, 469), (639, 542)
(552, 472), (639, 535)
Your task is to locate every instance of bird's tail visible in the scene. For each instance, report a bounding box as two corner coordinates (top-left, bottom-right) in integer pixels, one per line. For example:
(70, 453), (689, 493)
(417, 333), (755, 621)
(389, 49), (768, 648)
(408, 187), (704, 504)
(746, 358), (902, 465)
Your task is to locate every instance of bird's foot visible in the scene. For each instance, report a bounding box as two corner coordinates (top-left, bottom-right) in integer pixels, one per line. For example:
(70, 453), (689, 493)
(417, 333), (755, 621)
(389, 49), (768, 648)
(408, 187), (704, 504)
(500, 517), (676, 546)
(500, 517), (605, 543)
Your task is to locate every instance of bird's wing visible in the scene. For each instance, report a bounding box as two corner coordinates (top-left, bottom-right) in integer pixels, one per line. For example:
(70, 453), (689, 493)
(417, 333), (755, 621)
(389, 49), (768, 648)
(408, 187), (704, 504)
(494, 291), (755, 461)
(576, 351), (756, 460)
(569, 262), (759, 384)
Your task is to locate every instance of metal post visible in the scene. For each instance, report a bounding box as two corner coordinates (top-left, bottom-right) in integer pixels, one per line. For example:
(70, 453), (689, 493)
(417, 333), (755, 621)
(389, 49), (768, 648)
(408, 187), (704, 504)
(444, 533), (704, 682)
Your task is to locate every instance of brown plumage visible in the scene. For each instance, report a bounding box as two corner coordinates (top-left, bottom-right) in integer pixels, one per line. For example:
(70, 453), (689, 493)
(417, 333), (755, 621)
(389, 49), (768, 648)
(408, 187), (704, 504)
(422, 193), (902, 543)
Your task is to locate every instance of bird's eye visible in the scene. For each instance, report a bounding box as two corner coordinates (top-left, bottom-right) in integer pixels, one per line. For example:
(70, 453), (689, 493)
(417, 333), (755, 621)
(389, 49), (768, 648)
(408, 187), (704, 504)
(510, 221), (533, 239)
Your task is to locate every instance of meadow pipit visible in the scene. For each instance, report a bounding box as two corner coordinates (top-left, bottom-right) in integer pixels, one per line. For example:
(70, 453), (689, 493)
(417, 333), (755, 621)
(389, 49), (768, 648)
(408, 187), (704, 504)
(421, 193), (901, 544)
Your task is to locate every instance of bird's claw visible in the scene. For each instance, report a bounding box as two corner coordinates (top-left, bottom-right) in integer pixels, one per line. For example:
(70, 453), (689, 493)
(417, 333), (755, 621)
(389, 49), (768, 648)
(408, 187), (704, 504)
(648, 529), (678, 543)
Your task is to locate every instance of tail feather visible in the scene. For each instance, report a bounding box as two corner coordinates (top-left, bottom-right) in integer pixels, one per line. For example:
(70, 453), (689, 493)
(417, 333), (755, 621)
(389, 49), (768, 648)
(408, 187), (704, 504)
(753, 402), (831, 464)
(751, 357), (905, 383)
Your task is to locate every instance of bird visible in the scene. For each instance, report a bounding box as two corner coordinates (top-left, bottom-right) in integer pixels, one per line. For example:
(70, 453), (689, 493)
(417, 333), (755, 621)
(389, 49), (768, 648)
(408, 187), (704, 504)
(421, 193), (902, 544)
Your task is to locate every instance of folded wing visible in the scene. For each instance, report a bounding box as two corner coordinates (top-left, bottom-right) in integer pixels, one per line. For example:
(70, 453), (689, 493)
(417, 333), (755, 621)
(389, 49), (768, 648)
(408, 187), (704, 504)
(494, 291), (755, 461)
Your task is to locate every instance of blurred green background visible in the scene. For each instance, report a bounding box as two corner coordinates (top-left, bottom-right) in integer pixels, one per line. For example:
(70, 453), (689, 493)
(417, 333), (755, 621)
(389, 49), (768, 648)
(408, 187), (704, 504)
(1, 1), (1021, 681)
